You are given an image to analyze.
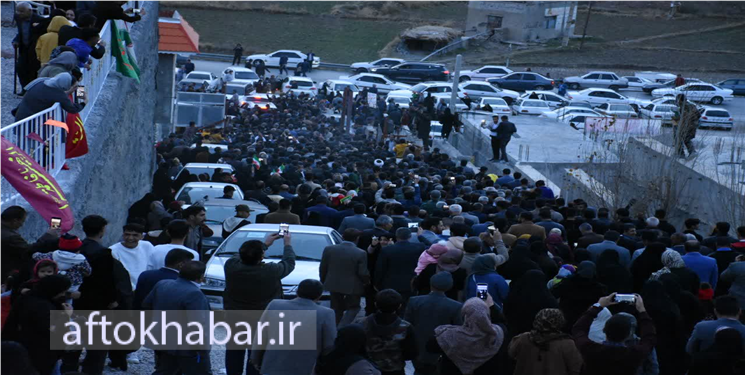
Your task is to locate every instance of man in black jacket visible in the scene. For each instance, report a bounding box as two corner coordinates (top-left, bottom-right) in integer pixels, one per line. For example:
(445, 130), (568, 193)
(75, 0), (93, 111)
(0, 206), (58, 282)
(375, 228), (425, 312)
(12, 2), (46, 92)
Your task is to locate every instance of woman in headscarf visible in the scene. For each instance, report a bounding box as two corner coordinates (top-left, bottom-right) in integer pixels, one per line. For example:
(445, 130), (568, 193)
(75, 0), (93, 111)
(689, 328), (745, 375)
(13, 73), (84, 121)
(127, 193), (157, 224)
(315, 324), (380, 375)
(530, 241), (558, 282)
(509, 308), (583, 375)
(414, 243), (448, 275)
(588, 309), (660, 375)
(545, 232), (573, 262)
(653, 250), (700, 296)
(504, 270), (559, 336)
(465, 255), (510, 309)
(427, 298), (505, 375)
(3, 275), (72, 375)
(551, 261), (608, 332)
(640, 279), (688, 375)
(660, 276), (704, 339)
(498, 243), (540, 282)
(631, 242), (666, 293)
(38, 51), (77, 78)
(596, 250), (633, 294)
(415, 248), (466, 300)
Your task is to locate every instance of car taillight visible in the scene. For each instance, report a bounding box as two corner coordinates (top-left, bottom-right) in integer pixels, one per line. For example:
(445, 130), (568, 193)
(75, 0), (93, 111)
(521, 110), (528, 112)
(310, 87), (316, 90)
(285, 85), (291, 88)
(443, 70), (450, 75)
(503, 109), (510, 112)
(654, 115), (661, 118)
(551, 81), (555, 86)
(702, 116), (707, 120)
(729, 118), (734, 121)
(567, 95), (573, 100)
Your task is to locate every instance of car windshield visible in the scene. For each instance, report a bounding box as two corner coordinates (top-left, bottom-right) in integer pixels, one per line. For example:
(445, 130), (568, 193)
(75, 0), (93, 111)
(176, 186), (241, 204)
(410, 84), (427, 92)
(524, 101), (548, 107)
(609, 105), (633, 111)
(333, 83), (359, 92)
(293, 81), (313, 87)
(190, 74), (210, 80)
(569, 102), (592, 109)
(217, 230), (330, 260)
(235, 71), (259, 80)
(483, 98), (507, 106)
(706, 110), (730, 117)
(656, 105), (676, 112)
(183, 166), (233, 178)
(390, 96), (410, 104)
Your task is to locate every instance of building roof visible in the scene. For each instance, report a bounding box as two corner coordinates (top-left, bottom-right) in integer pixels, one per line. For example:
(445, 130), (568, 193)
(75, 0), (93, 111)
(158, 11), (199, 54)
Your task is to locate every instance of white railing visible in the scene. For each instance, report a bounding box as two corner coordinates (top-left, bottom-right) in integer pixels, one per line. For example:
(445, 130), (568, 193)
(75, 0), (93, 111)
(1, 104), (67, 205)
(1, 1), (138, 207)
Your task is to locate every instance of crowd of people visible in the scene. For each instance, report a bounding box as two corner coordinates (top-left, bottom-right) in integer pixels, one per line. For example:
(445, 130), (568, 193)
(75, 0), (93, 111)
(2, 83), (745, 375)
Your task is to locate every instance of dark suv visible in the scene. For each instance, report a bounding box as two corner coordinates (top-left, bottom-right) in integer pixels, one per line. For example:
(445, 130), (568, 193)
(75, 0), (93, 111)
(487, 72), (555, 91)
(370, 63), (450, 83)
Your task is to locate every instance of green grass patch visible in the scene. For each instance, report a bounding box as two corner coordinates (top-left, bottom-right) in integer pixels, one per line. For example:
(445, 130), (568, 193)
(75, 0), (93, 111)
(574, 12), (726, 42)
(640, 27), (745, 51)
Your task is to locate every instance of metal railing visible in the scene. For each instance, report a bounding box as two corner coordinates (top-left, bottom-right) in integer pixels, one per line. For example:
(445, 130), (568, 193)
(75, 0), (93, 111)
(78, 20), (115, 123)
(1, 104), (67, 205)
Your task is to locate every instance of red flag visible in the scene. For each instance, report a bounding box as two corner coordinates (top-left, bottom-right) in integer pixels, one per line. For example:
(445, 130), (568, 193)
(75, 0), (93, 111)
(26, 132), (44, 143)
(1, 136), (74, 232)
(65, 111), (88, 158)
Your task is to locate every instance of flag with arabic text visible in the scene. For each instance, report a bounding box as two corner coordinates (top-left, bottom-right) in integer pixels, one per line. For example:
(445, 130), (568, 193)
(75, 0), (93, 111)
(1, 136), (74, 232)
(65, 98), (88, 158)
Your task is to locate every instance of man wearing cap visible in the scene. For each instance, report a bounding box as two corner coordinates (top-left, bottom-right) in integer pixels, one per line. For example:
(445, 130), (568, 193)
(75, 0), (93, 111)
(405, 272), (463, 375)
(222, 204), (252, 238)
(218, 185), (236, 199)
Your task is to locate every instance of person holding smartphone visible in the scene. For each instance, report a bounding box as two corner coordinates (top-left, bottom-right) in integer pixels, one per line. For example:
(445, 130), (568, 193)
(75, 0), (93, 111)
(1, 206), (60, 282)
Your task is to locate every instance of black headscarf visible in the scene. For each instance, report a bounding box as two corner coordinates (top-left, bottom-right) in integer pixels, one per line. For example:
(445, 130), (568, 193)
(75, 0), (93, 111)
(631, 242), (666, 292)
(596, 250), (633, 294)
(315, 324), (369, 375)
(128, 193), (157, 222)
(504, 270), (559, 335)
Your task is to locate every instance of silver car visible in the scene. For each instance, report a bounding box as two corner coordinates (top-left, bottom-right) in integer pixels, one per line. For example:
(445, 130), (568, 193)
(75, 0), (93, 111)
(563, 71), (629, 91)
(201, 224), (342, 309)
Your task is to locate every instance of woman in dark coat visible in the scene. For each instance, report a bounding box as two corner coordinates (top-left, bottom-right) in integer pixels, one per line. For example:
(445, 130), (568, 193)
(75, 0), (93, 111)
(641, 279), (689, 375)
(503, 270), (559, 336)
(551, 261), (608, 332)
(315, 324), (380, 375)
(439, 107), (457, 139)
(3, 275), (71, 375)
(498, 243), (540, 282)
(660, 277), (704, 339)
(630, 242), (666, 293)
(530, 241), (558, 282)
(596, 250), (633, 294)
(127, 192), (157, 224)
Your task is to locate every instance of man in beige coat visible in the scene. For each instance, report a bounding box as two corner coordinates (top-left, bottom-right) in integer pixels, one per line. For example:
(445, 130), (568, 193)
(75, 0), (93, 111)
(508, 212), (547, 240)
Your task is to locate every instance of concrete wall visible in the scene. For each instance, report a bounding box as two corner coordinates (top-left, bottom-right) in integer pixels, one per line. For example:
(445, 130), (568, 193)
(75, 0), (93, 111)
(17, 2), (159, 246)
(466, 1), (576, 42)
(156, 53), (176, 125)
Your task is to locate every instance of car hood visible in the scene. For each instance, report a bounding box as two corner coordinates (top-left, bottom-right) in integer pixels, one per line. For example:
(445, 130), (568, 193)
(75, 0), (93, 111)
(392, 82), (412, 89)
(499, 89), (520, 98)
(206, 256), (320, 285)
(459, 70), (474, 75)
(651, 88), (676, 96)
(247, 54), (268, 60)
(389, 89), (414, 97)
(627, 97), (653, 106)
(566, 91), (582, 97)
(350, 62), (371, 68)
(564, 76), (581, 81)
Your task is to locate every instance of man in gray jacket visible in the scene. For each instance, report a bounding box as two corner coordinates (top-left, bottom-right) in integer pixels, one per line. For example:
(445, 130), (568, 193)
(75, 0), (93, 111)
(223, 232), (295, 375)
(251, 279), (337, 375)
(319, 228), (370, 326)
(338, 204), (376, 232)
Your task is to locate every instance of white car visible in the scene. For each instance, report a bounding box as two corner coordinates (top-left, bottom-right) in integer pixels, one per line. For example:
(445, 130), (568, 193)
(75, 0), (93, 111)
(635, 71), (677, 83)
(651, 83), (733, 105)
(282, 77), (317, 97)
(344, 73), (411, 93)
(699, 107), (734, 130)
(512, 99), (550, 115)
(175, 182), (244, 205)
(201, 224), (341, 309)
(246, 50), (320, 68)
(225, 67), (260, 86)
(458, 81), (519, 102)
(563, 71), (629, 90)
(622, 76), (654, 89)
(458, 65), (513, 82)
(559, 113), (609, 127)
(385, 93), (412, 109)
(179, 71), (220, 91)
(518, 91), (568, 109)
(566, 88), (629, 106)
(350, 58), (405, 73)
(240, 93), (278, 110)
(389, 82), (461, 101)
(594, 103), (639, 118)
(322, 79), (360, 97)
(540, 106), (602, 120)
(174, 163), (234, 181)
(477, 98), (511, 114)
(638, 103), (677, 124)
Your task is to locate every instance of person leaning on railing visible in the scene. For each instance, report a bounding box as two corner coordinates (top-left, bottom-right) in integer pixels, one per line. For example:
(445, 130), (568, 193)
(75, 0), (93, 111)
(12, 72), (85, 122)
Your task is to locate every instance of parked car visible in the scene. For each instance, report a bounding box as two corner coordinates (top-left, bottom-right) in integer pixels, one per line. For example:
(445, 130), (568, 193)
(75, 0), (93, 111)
(430, 121), (442, 138)
(226, 67), (260, 86)
(717, 78), (745, 95)
(476, 98), (512, 114)
(457, 65), (513, 82)
(350, 58), (406, 73)
(638, 103), (677, 125)
(641, 78), (702, 93)
(344, 73), (411, 93)
(634, 71), (677, 83)
(566, 88), (630, 106)
(540, 106), (602, 120)
(487, 72), (555, 91)
(385, 93), (412, 109)
(182, 200), (269, 257)
(622, 76), (654, 90)
(512, 98), (550, 115)
(563, 101), (594, 109)
(281, 77), (317, 97)
(175, 182), (244, 205)
(563, 71), (629, 90)
(322, 79), (360, 97)
(371, 62), (450, 83)
(459, 81), (519, 102)
(652, 83), (734, 105)
(224, 82), (252, 96)
(519, 91), (568, 109)
(241, 93), (278, 111)
(594, 103), (639, 118)
(201, 224), (341, 309)
(559, 113), (609, 127)
(699, 107), (734, 130)
(174, 163), (234, 181)
(627, 96), (698, 112)
(179, 71), (220, 91)
(389, 82), (459, 101)
(245, 50), (320, 69)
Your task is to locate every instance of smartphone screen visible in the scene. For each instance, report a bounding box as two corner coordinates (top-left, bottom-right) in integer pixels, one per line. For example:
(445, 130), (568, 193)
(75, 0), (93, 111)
(477, 283), (488, 300)
(279, 223), (289, 237)
(51, 217), (61, 230)
(407, 222), (418, 229)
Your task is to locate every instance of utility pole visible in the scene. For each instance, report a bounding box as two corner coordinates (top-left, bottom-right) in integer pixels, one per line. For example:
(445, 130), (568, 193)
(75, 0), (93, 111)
(450, 54), (462, 113)
(562, 1), (576, 47)
(579, 1), (593, 50)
